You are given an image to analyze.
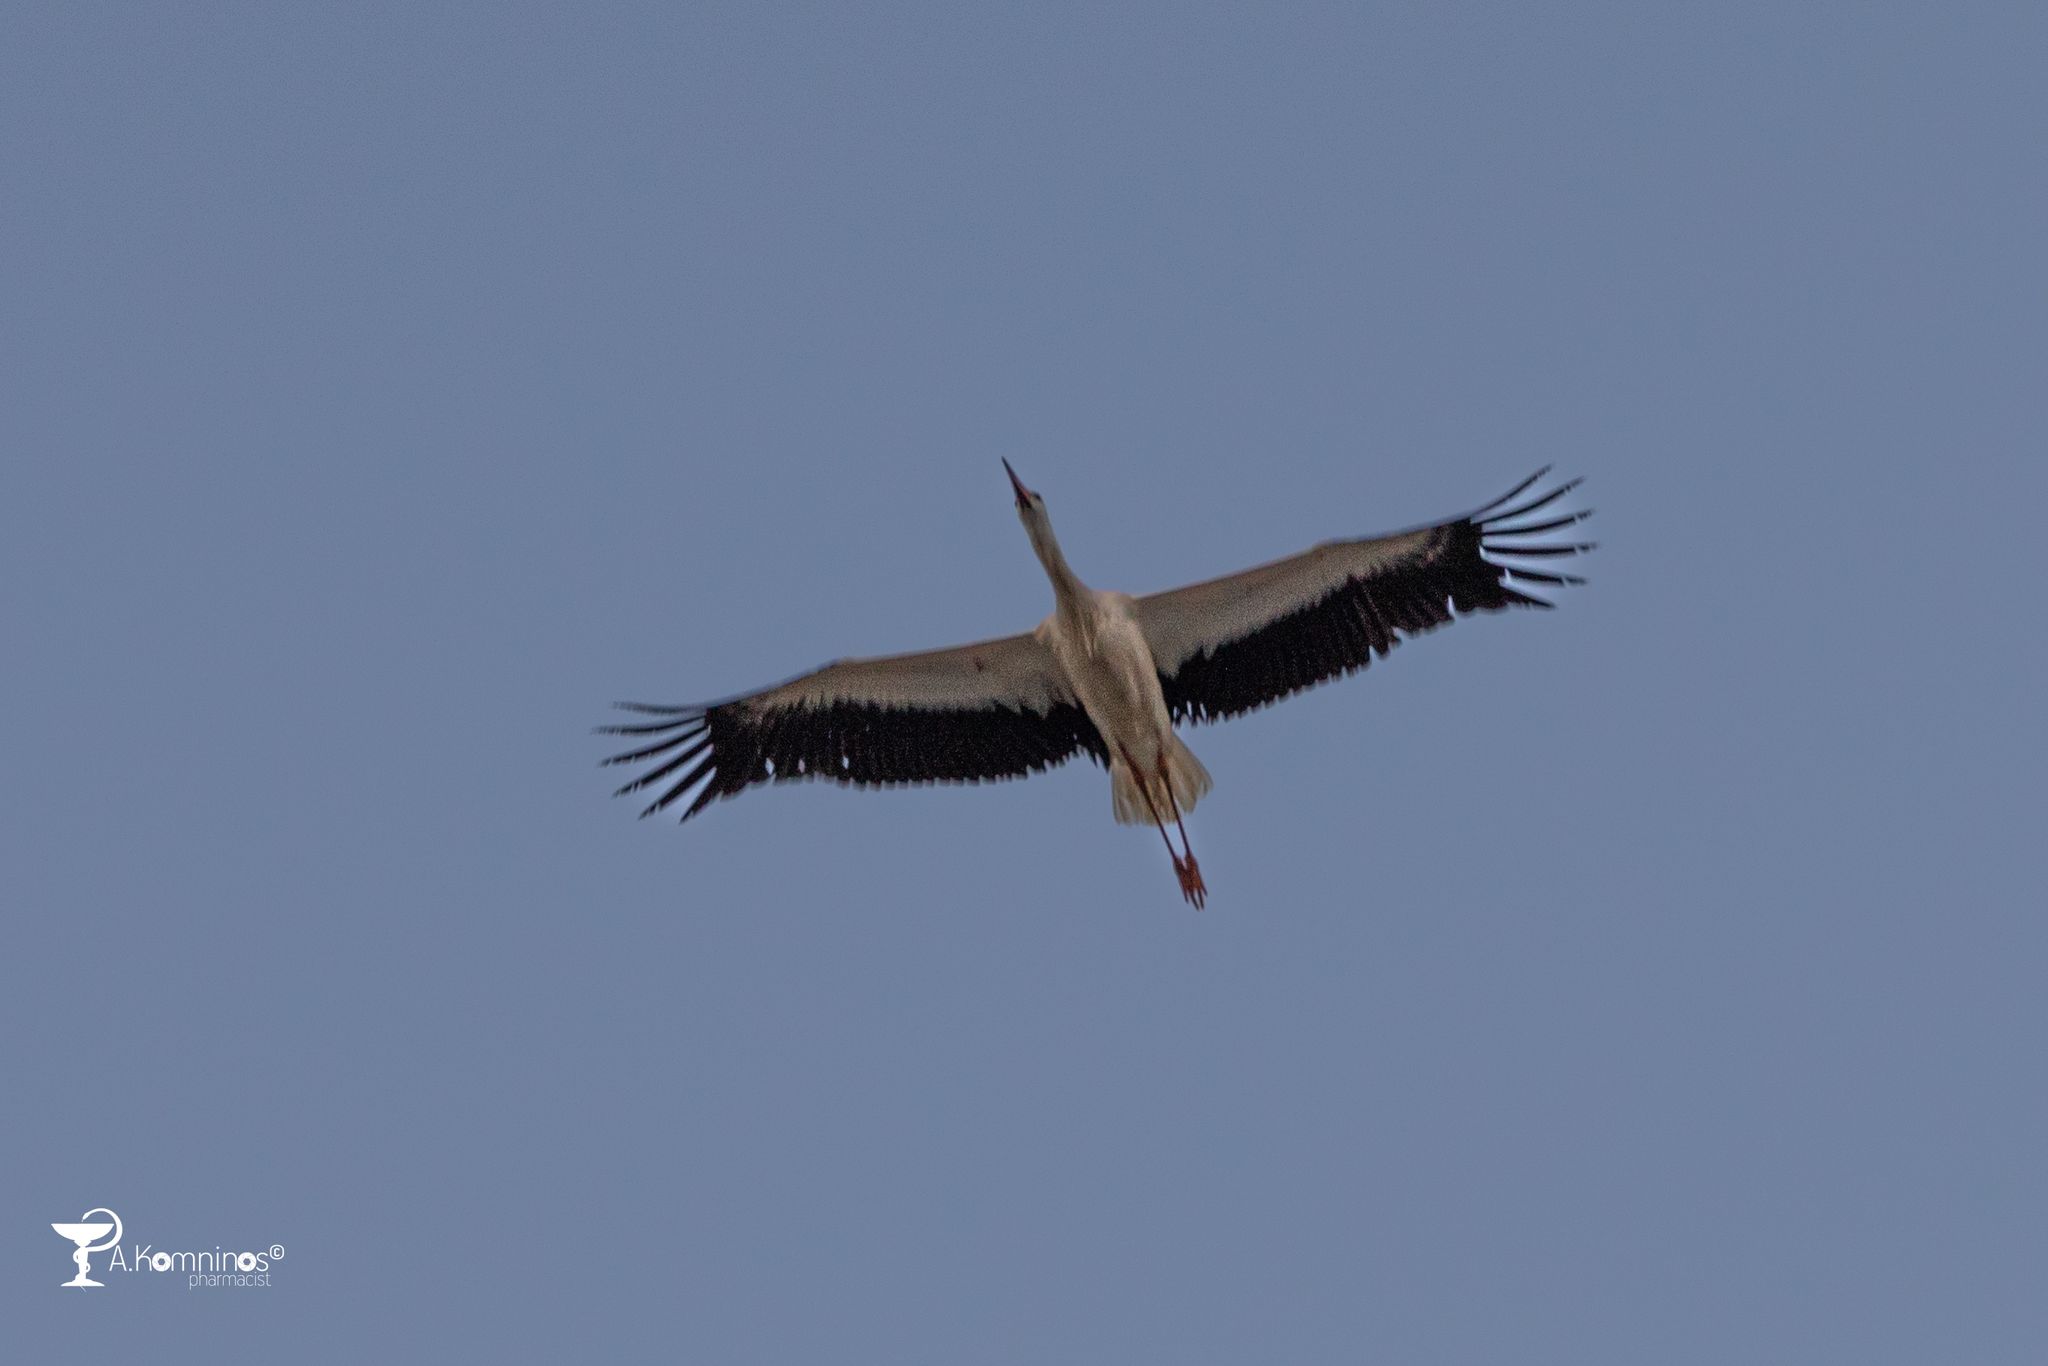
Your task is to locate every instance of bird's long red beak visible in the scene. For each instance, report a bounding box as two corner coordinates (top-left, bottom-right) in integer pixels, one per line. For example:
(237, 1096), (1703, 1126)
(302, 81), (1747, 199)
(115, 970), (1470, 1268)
(1002, 458), (1033, 508)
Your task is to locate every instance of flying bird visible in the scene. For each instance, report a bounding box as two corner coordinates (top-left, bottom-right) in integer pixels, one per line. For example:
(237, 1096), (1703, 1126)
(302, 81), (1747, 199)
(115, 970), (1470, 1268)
(601, 463), (1592, 907)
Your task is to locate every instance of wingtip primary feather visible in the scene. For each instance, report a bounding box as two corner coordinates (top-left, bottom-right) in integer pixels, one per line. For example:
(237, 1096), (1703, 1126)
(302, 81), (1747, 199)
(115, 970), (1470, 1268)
(1478, 476), (1585, 528)
(1482, 508), (1594, 538)
(1468, 466), (1554, 519)
(1486, 541), (1597, 557)
(1501, 566), (1587, 587)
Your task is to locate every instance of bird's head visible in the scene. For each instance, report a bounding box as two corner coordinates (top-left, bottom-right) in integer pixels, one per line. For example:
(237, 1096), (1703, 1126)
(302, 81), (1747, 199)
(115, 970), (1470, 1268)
(1002, 459), (1045, 519)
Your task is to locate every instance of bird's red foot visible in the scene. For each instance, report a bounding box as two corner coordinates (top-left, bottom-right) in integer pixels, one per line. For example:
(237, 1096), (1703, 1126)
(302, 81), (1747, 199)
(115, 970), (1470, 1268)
(1176, 854), (1207, 910)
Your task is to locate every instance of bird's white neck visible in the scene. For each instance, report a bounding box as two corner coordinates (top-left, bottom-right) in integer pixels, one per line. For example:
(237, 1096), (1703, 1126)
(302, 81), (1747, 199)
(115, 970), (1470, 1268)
(1023, 507), (1089, 618)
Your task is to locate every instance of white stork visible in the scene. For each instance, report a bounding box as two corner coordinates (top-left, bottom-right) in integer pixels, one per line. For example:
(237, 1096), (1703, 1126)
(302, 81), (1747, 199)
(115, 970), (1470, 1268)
(602, 464), (1592, 908)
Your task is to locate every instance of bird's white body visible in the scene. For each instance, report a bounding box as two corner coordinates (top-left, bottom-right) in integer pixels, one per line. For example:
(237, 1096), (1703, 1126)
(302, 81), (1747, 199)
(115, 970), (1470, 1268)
(1035, 589), (1213, 828)
(1014, 471), (1212, 838)
(603, 461), (1590, 909)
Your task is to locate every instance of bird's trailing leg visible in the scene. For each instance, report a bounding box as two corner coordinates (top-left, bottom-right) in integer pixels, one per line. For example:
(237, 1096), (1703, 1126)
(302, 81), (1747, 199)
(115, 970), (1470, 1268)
(1121, 744), (1204, 910)
(1156, 752), (1206, 910)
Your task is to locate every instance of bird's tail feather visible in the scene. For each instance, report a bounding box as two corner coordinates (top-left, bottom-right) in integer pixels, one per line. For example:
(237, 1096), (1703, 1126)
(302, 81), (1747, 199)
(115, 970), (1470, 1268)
(1110, 759), (1147, 825)
(1167, 734), (1212, 814)
(1110, 737), (1212, 826)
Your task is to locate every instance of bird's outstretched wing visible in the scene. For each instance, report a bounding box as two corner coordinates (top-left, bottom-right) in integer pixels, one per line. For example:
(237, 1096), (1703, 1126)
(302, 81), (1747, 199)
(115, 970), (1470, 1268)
(600, 631), (1107, 822)
(1136, 468), (1593, 725)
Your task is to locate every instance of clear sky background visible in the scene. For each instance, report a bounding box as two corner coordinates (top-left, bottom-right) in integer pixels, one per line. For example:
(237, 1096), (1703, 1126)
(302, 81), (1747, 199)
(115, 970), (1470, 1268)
(6, 4), (2045, 1362)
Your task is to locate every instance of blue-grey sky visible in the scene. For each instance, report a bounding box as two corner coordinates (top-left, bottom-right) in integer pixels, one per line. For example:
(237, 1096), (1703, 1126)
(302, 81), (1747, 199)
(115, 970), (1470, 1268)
(7, 4), (2045, 1361)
